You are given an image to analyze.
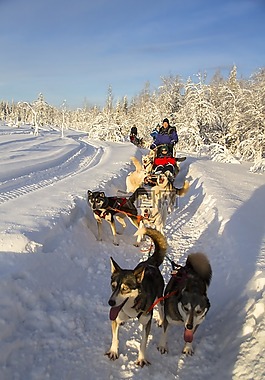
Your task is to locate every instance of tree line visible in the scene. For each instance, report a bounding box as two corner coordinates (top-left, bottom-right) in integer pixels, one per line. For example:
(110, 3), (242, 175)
(1, 65), (264, 168)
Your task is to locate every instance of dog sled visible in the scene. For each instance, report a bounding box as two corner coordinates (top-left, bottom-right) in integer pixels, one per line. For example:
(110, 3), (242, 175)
(129, 126), (144, 148)
(144, 144), (186, 187)
(130, 134), (144, 147)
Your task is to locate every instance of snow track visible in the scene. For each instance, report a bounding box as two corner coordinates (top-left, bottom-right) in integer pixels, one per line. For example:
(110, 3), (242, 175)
(0, 124), (264, 380)
(0, 138), (102, 205)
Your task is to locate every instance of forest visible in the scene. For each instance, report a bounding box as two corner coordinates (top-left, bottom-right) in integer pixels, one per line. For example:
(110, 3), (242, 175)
(1, 65), (264, 172)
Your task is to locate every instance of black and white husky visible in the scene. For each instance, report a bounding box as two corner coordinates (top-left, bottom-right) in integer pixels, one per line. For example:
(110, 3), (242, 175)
(105, 227), (167, 367)
(87, 188), (147, 246)
(158, 253), (212, 355)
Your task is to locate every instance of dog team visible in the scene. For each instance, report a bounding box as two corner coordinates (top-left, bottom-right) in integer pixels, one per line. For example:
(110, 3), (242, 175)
(87, 119), (212, 367)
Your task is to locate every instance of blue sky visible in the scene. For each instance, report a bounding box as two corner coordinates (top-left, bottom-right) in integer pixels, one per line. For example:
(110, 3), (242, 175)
(0, 0), (264, 108)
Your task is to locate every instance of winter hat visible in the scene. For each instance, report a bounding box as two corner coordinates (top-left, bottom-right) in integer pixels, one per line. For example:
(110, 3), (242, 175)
(162, 118), (169, 124)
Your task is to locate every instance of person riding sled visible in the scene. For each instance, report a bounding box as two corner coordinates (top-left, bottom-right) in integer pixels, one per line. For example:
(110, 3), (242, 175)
(152, 144), (178, 181)
(150, 124), (160, 141)
(130, 126), (143, 146)
(150, 118), (178, 156)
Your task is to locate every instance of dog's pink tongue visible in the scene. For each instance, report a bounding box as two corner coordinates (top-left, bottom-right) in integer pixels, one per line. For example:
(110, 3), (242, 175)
(184, 329), (193, 343)
(109, 305), (122, 321)
(109, 299), (128, 321)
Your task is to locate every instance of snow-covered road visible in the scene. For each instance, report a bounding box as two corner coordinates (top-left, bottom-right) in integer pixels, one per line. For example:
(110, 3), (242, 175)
(0, 123), (264, 380)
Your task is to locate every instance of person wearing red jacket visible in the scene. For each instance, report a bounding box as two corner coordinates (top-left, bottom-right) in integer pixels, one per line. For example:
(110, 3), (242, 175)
(153, 145), (177, 180)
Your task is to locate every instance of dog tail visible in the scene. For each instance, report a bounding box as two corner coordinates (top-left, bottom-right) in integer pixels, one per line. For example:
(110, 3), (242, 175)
(176, 180), (189, 197)
(130, 156), (142, 172)
(136, 227), (167, 267)
(187, 253), (212, 286)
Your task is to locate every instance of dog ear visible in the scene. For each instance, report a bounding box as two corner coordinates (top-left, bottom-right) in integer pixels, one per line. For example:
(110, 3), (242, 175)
(87, 190), (92, 198)
(206, 296), (211, 311)
(110, 257), (122, 274)
(99, 192), (105, 197)
(134, 266), (145, 283)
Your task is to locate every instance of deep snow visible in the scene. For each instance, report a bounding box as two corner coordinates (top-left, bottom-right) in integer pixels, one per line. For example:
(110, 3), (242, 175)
(0, 123), (264, 380)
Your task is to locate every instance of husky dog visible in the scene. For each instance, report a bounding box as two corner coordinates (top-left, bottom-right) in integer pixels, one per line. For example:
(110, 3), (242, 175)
(87, 188), (146, 246)
(138, 185), (168, 234)
(126, 156), (148, 193)
(153, 177), (189, 215)
(141, 152), (154, 175)
(141, 205), (167, 235)
(105, 227), (167, 367)
(139, 179), (189, 234)
(158, 253), (212, 355)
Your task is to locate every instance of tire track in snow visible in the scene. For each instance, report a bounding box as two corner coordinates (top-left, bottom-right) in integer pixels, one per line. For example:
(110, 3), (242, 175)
(0, 140), (103, 205)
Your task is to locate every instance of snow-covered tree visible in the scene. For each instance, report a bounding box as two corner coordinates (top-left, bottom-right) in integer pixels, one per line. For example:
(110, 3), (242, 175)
(1, 65), (265, 163)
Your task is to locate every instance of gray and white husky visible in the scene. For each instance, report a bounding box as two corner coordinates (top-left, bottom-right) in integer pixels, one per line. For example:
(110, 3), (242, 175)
(139, 179), (190, 234)
(105, 227), (167, 367)
(158, 253), (212, 355)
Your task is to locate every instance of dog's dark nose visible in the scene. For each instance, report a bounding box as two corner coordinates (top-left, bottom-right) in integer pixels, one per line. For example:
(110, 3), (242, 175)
(108, 299), (116, 307)
(186, 323), (193, 330)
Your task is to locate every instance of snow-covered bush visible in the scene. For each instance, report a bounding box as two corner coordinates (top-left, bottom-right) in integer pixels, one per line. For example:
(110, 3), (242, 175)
(198, 143), (240, 164)
(250, 159), (265, 173)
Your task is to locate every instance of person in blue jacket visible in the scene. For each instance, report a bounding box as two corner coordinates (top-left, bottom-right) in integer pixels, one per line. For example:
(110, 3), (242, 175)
(150, 118), (178, 155)
(150, 124), (160, 141)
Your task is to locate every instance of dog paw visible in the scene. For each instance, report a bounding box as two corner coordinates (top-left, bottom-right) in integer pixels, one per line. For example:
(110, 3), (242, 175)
(182, 345), (194, 355)
(157, 346), (168, 354)
(156, 317), (163, 327)
(105, 350), (119, 360)
(136, 358), (150, 367)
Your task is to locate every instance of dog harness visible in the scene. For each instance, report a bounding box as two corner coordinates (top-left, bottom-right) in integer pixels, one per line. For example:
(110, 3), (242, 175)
(94, 209), (108, 219)
(106, 197), (145, 223)
(146, 265), (188, 314)
(95, 197), (137, 219)
(108, 197), (129, 209)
